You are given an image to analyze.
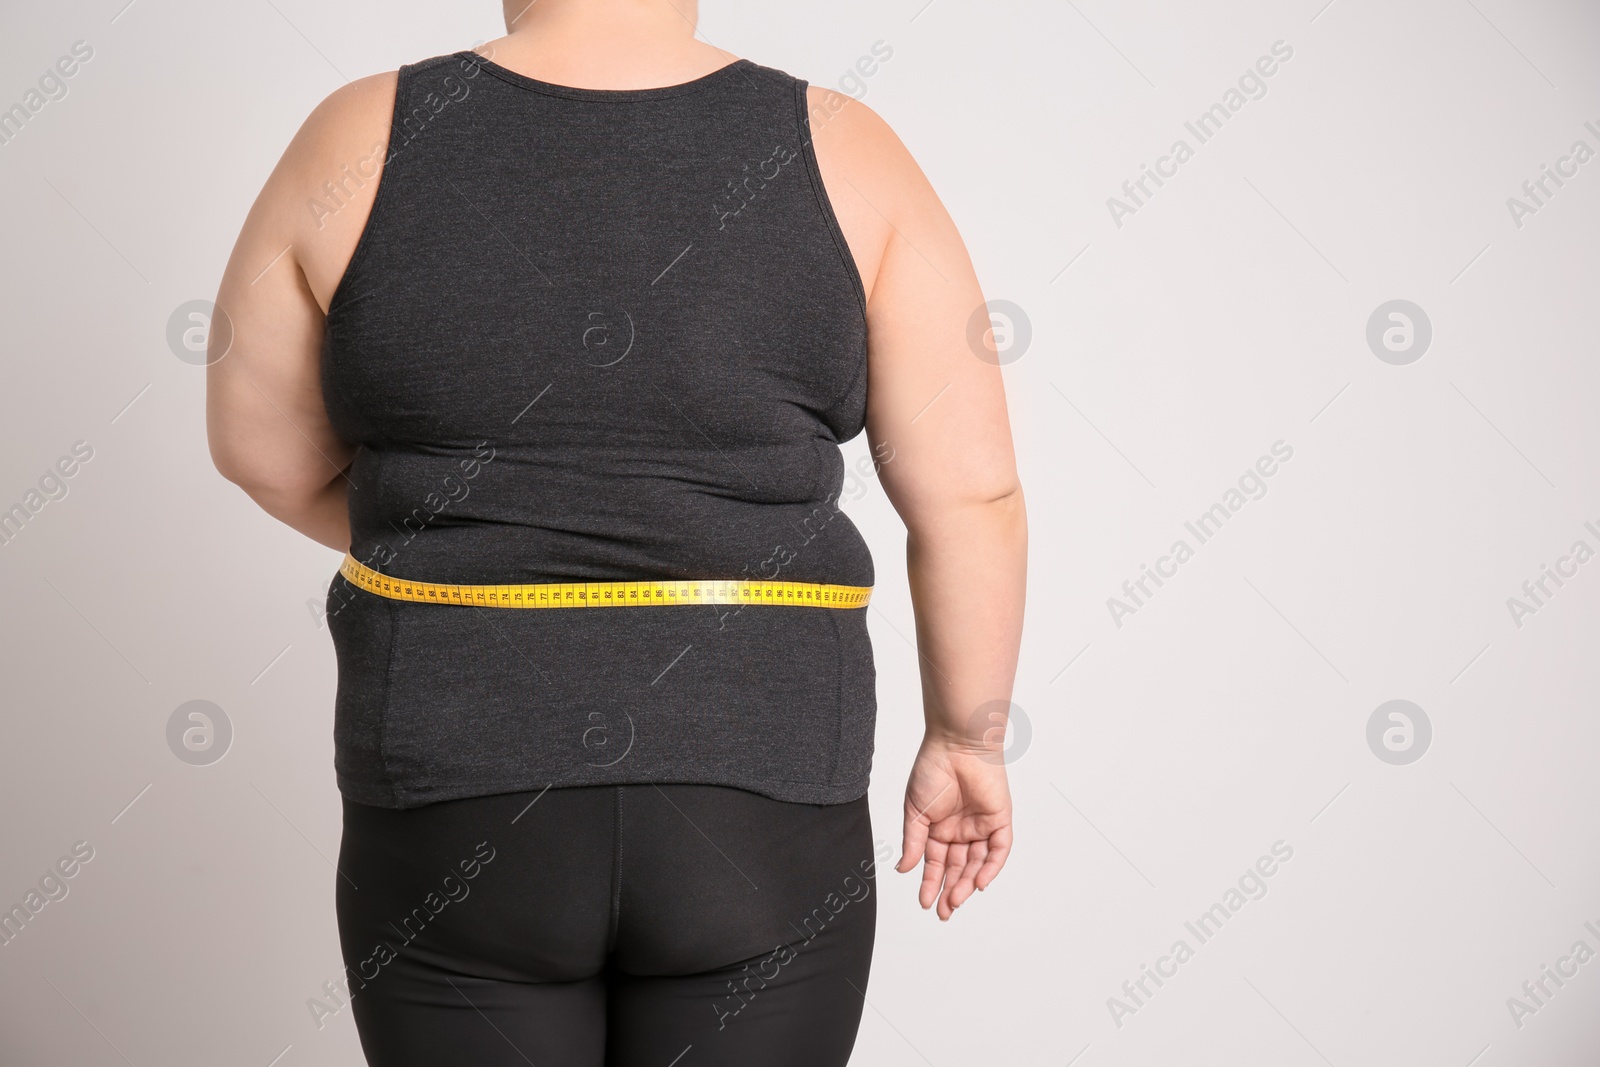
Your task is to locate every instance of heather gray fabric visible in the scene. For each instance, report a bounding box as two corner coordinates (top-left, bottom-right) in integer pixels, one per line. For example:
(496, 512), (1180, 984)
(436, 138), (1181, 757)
(320, 51), (875, 809)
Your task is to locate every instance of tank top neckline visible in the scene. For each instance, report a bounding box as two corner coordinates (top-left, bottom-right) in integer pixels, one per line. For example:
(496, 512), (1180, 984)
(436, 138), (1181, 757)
(456, 51), (755, 102)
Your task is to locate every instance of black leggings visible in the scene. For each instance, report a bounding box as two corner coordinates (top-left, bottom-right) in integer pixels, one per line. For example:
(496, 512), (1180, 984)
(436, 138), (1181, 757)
(334, 783), (879, 1066)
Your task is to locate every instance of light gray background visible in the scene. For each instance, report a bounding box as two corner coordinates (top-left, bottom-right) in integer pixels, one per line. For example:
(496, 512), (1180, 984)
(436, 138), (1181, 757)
(3, 1), (1599, 1064)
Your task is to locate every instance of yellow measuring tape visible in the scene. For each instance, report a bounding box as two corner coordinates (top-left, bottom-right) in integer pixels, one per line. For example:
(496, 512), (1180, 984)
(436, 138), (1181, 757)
(339, 553), (872, 609)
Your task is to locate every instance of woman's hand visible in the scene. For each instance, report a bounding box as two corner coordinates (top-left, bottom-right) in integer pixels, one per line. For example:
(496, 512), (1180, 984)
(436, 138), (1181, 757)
(896, 733), (1014, 920)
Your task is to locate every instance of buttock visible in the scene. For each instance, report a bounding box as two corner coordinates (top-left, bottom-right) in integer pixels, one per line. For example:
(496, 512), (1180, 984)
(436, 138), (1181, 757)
(332, 782), (881, 1066)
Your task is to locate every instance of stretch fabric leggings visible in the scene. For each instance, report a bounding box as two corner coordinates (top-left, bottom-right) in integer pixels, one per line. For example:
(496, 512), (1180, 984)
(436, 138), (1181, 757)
(333, 783), (879, 1066)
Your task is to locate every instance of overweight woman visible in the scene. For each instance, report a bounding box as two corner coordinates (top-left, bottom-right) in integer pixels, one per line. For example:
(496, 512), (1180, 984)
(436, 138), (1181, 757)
(206, 1), (1026, 1063)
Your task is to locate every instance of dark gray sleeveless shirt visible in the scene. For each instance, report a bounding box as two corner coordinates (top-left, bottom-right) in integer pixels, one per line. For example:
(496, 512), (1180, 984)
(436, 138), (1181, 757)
(320, 51), (876, 809)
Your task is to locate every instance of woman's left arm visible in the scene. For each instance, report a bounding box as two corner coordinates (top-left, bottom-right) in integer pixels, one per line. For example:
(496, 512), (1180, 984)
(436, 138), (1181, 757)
(812, 92), (1028, 921)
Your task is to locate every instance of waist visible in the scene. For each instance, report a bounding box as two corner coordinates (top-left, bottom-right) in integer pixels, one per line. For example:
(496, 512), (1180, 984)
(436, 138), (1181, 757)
(339, 552), (872, 609)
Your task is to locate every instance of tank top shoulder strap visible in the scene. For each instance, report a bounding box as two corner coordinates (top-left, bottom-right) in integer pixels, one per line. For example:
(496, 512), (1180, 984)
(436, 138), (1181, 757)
(385, 53), (481, 163)
(324, 53), (485, 317)
(776, 65), (870, 322)
(699, 57), (869, 322)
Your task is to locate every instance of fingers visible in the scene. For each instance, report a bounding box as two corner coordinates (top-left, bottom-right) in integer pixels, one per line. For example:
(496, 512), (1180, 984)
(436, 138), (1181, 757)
(918, 838), (948, 911)
(896, 810), (930, 874)
(946, 840), (987, 911)
(973, 825), (1013, 891)
(936, 841), (969, 920)
(936, 826), (1014, 919)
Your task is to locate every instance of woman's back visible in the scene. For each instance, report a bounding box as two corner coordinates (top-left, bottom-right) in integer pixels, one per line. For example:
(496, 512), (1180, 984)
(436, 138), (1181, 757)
(325, 51), (871, 588)
(313, 48), (882, 808)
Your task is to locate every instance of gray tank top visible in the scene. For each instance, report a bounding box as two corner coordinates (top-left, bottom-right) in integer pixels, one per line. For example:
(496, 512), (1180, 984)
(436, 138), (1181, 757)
(320, 51), (876, 809)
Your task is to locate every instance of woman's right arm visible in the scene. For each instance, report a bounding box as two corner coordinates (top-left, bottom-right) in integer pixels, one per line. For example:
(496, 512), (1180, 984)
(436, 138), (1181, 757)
(205, 74), (396, 552)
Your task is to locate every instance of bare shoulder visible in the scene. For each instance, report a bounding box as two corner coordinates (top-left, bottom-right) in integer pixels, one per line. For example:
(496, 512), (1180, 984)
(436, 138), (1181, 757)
(286, 72), (397, 174)
(803, 87), (907, 179)
(803, 87), (919, 305)
(236, 72), (399, 312)
(801, 86), (961, 305)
